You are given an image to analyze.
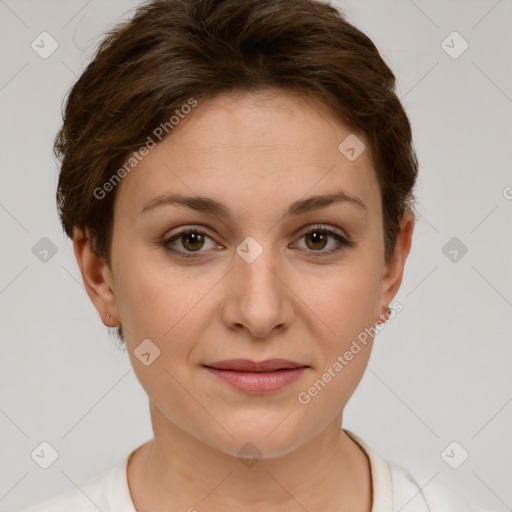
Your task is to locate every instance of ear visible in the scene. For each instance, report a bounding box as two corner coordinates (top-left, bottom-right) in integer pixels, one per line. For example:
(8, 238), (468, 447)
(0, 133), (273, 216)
(72, 226), (119, 327)
(375, 209), (415, 322)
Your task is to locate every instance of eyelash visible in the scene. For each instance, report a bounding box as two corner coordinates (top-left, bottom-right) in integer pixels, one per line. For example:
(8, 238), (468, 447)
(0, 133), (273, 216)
(161, 224), (354, 259)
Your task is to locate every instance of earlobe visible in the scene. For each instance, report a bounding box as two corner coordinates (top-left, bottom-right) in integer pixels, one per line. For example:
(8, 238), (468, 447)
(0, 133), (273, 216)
(72, 226), (120, 327)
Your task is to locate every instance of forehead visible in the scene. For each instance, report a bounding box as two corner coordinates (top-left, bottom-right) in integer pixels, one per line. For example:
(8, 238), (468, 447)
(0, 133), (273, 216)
(114, 89), (380, 220)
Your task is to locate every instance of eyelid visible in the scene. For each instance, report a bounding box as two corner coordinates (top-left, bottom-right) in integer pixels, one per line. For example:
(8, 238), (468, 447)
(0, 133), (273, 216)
(294, 223), (349, 240)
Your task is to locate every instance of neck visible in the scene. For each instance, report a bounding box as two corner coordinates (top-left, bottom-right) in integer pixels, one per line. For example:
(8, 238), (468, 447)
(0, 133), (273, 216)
(127, 401), (372, 512)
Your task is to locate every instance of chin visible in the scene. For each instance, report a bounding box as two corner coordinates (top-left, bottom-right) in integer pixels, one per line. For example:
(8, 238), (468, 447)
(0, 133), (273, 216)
(214, 435), (305, 463)
(206, 413), (316, 461)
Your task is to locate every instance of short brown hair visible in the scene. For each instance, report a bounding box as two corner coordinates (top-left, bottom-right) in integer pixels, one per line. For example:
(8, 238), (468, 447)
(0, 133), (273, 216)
(55, 0), (418, 343)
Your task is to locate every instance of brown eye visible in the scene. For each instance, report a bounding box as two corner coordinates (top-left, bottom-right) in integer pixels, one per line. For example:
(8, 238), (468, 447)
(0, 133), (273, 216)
(163, 228), (218, 258)
(304, 230), (329, 250)
(181, 232), (205, 252)
(293, 225), (353, 257)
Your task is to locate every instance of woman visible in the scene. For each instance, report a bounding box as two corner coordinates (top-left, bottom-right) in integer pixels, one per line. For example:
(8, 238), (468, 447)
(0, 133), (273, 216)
(22, 0), (493, 510)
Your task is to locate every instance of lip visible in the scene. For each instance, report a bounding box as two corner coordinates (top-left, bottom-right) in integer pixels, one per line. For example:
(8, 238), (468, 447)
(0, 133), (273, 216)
(203, 358), (307, 372)
(203, 359), (309, 394)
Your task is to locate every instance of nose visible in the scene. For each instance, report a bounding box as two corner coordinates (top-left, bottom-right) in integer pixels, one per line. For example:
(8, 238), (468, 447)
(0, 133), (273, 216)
(221, 240), (294, 339)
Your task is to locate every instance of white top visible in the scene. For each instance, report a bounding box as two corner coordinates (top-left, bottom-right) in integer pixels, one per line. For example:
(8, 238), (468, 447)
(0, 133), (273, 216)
(20, 430), (494, 512)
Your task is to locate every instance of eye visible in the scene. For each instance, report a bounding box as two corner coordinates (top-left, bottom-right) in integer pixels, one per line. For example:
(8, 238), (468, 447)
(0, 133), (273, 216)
(162, 228), (219, 258)
(292, 225), (353, 256)
(162, 224), (353, 259)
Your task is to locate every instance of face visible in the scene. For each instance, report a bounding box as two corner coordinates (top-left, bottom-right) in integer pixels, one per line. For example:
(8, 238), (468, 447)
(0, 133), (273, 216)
(76, 89), (413, 459)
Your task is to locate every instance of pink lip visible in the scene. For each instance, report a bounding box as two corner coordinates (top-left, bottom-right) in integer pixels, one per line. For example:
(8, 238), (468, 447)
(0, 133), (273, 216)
(203, 359), (308, 394)
(204, 358), (306, 372)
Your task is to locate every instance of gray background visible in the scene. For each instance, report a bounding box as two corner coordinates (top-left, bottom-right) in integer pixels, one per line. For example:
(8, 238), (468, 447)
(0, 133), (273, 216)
(0, 0), (511, 510)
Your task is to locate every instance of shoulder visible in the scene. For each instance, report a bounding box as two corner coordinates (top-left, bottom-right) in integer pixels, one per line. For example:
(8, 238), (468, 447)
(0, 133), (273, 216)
(389, 461), (495, 512)
(19, 486), (98, 512)
(18, 458), (127, 512)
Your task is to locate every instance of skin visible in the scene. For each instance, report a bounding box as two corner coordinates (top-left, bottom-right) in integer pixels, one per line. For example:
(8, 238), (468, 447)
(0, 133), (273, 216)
(73, 88), (414, 512)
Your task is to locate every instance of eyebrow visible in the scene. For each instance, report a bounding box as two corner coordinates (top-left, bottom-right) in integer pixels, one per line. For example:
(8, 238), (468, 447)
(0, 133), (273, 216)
(140, 189), (366, 217)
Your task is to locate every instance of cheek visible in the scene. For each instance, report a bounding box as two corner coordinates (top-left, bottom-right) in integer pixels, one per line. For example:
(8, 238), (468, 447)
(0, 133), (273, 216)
(115, 268), (169, 337)
(301, 260), (382, 338)
(293, 258), (382, 404)
(115, 258), (221, 357)
(114, 254), (180, 329)
(295, 272), (378, 414)
(115, 264), (201, 411)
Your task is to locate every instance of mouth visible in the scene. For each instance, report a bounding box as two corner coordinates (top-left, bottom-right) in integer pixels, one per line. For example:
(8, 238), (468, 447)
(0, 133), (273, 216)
(202, 359), (309, 394)
(203, 358), (308, 372)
